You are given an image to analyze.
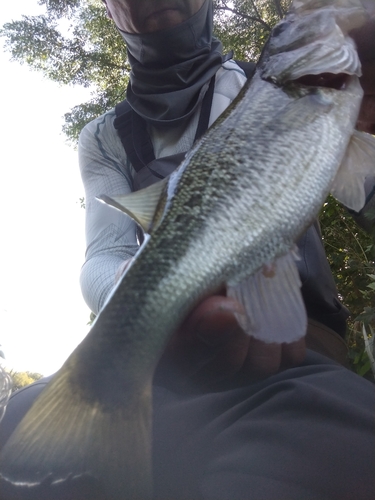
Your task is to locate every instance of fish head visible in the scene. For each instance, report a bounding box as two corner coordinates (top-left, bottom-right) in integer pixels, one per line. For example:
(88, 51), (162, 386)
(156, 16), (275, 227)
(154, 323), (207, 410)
(259, 0), (368, 86)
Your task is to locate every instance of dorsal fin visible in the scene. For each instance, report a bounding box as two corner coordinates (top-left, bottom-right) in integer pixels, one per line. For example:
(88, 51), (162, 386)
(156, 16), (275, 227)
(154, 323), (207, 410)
(97, 177), (169, 233)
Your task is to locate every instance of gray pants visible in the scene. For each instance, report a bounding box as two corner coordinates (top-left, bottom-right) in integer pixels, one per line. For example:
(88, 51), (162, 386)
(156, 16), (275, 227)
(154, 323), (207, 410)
(1, 351), (374, 499)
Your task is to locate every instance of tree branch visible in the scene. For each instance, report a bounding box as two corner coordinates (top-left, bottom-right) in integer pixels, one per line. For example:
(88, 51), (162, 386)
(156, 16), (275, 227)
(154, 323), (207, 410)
(273, 0), (285, 19)
(215, 6), (271, 30)
(248, 0), (263, 22)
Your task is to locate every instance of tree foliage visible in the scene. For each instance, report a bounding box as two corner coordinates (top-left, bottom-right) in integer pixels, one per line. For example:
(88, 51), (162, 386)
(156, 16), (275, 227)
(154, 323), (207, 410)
(1, 0), (128, 142)
(213, 0), (291, 60)
(1, 0), (374, 375)
(320, 198), (375, 378)
(1, 0), (291, 142)
(321, 199), (374, 321)
(8, 371), (43, 392)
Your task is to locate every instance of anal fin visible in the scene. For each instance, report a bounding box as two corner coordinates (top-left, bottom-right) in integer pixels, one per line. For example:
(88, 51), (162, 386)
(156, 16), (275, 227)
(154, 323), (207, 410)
(227, 250), (307, 344)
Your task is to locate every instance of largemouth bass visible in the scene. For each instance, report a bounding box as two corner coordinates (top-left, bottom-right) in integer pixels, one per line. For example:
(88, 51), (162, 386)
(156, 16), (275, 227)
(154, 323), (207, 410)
(1, 0), (375, 498)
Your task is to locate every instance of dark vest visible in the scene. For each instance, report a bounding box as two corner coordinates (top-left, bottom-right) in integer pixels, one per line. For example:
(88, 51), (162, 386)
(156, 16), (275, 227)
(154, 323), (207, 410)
(113, 63), (349, 337)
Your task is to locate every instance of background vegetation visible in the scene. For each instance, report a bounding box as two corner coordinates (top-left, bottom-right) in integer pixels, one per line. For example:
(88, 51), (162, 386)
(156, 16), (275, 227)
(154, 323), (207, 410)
(1, 0), (374, 379)
(6, 371), (43, 392)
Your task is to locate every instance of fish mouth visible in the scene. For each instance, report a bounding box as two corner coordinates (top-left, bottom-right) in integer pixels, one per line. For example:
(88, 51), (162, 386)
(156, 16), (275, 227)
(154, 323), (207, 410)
(294, 73), (350, 90)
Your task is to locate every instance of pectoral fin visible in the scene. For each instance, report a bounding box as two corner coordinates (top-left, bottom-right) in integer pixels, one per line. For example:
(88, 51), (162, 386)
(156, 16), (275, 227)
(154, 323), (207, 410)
(97, 177), (169, 233)
(227, 250), (307, 344)
(330, 130), (375, 212)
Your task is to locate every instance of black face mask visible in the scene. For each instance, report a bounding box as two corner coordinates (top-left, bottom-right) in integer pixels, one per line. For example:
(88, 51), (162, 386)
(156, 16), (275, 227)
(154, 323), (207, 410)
(118, 0), (223, 125)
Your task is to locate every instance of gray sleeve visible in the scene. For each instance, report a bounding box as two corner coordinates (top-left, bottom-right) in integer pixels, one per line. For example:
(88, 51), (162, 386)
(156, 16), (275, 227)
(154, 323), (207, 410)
(78, 111), (139, 314)
(77, 66), (248, 315)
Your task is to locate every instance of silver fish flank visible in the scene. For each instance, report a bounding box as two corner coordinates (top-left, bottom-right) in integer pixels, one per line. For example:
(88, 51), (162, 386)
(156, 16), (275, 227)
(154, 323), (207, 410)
(1, 1), (375, 499)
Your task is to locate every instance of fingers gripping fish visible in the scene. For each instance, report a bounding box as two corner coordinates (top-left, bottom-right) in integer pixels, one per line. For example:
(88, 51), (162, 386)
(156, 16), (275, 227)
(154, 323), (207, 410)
(1, 1), (374, 498)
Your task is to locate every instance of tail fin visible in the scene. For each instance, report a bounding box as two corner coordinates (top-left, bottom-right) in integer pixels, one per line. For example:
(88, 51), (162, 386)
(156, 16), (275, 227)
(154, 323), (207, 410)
(0, 355), (153, 500)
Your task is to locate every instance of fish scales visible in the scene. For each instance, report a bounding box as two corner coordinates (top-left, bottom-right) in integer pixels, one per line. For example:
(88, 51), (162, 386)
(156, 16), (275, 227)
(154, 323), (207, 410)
(1, 0), (374, 498)
(84, 73), (362, 381)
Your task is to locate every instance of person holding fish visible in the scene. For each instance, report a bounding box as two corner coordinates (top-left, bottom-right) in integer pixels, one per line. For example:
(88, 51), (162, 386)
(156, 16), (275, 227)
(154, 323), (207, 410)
(0, 0), (374, 499)
(75, 0), (375, 380)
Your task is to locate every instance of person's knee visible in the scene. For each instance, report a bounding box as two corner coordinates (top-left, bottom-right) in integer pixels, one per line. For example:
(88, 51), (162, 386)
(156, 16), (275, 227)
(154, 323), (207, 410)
(0, 375), (54, 449)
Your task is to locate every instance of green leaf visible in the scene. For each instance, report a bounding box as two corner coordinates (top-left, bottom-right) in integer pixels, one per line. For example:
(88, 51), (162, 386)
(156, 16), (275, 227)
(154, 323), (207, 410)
(358, 359), (371, 377)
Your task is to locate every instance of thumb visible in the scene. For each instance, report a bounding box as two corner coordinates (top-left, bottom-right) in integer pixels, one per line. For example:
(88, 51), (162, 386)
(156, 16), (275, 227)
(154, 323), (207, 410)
(185, 296), (246, 347)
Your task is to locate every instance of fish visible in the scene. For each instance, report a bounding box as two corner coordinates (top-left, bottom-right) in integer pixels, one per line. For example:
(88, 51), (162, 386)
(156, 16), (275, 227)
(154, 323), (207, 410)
(1, 0), (375, 498)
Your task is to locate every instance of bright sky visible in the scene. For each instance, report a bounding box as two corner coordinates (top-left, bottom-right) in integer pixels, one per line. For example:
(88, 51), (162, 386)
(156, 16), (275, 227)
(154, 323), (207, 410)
(0, 1), (94, 376)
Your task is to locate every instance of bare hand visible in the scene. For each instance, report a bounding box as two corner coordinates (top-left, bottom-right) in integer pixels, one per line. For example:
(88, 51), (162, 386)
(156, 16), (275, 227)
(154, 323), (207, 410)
(154, 294), (306, 391)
